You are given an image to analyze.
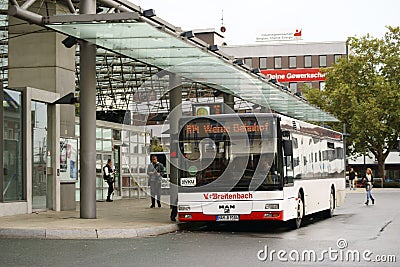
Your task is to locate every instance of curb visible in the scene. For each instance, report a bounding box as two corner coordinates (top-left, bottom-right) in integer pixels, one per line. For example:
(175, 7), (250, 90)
(0, 224), (180, 239)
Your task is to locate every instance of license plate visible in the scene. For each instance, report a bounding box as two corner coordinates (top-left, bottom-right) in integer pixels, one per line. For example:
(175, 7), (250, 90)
(216, 215), (239, 221)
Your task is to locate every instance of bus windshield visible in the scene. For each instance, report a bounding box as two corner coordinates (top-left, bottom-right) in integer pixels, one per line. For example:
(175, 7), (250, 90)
(178, 114), (281, 192)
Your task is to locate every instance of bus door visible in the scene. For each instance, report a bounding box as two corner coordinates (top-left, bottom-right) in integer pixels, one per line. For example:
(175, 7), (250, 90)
(282, 130), (294, 185)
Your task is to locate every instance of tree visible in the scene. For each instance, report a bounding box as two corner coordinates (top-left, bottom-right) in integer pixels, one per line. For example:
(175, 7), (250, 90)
(304, 26), (400, 179)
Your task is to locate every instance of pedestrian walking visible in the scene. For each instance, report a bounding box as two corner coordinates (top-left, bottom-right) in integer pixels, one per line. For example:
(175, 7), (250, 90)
(103, 159), (115, 202)
(362, 168), (375, 205)
(349, 166), (356, 190)
(147, 155), (164, 208)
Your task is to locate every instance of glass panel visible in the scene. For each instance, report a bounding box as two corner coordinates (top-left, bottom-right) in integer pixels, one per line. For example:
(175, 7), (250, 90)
(259, 57), (267, 69)
(96, 154), (102, 173)
(130, 156), (138, 166)
(274, 57), (282, 69)
(138, 156), (146, 173)
(96, 127), (102, 139)
(289, 56), (296, 68)
(138, 133), (145, 144)
(319, 55), (327, 67)
(75, 124), (80, 137)
(130, 132), (138, 143)
(244, 58), (252, 67)
(103, 128), (112, 140)
(3, 89), (24, 201)
(47, 22), (338, 122)
(129, 156), (137, 174)
(103, 140), (112, 151)
(122, 166), (130, 174)
(96, 139), (102, 151)
(130, 143), (138, 154)
(103, 154), (112, 162)
(113, 146), (121, 190)
(32, 101), (47, 209)
(304, 55), (312, 68)
(122, 130), (129, 142)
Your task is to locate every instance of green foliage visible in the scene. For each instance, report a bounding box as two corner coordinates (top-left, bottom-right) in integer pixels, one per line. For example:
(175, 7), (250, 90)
(303, 26), (400, 178)
(151, 144), (164, 152)
(150, 137), (164, 152)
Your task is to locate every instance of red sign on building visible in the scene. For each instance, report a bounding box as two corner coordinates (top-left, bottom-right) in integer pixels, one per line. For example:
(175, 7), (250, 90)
(261, 68), (326, 83)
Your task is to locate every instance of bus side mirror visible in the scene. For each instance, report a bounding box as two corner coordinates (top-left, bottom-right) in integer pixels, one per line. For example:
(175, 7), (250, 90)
(283, 140), (293, 156)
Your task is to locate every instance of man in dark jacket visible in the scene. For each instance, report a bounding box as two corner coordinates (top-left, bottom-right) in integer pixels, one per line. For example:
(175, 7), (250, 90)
(147, 155), (164, 208)
(103, 159), (115, 202)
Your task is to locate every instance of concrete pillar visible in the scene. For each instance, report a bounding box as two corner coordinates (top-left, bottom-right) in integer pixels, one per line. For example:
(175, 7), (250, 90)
(223, 93), (235, 113)
(79, 0), (97, 219)
(168, 74), (182, 207)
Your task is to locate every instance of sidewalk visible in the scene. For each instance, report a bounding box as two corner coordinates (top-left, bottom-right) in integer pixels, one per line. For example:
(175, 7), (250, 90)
(0, 196), (181, 239)
(345, 187), (400, 193)
(2, 188), (398, 240)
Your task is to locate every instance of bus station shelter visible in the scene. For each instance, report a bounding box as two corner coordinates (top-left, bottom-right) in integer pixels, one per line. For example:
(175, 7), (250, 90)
(2, 0), (338, 218)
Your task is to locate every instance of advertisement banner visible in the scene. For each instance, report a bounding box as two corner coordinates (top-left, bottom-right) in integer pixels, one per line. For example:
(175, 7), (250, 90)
(261, 68), (326, 83)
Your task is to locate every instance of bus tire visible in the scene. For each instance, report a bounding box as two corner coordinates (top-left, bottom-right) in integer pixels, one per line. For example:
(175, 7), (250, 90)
(324, 188), (335, 218)
(292, 191), (304, 229)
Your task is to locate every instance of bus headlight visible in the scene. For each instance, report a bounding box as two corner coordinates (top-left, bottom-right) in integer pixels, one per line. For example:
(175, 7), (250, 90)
(265, 204), (279, 209)
(178, 205), (191, 211)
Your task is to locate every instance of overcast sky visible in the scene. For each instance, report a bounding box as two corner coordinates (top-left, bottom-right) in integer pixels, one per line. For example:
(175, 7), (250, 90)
(134, 0), (399, 45)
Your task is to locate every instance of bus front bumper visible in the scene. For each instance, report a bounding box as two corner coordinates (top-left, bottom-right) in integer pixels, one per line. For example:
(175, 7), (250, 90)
(178, 211), (283, 222)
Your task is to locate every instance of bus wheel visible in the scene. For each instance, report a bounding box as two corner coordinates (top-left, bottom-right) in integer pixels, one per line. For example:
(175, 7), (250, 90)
(293, 192), (304, 229)
(324, 188), (335, 218)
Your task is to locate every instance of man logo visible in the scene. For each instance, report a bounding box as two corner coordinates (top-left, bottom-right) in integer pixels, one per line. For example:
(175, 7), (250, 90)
(219, 205), (235, 214)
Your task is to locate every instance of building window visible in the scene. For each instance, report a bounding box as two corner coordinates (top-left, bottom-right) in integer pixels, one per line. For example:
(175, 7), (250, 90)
(259, 57), (267, 69)
(334, 54), (342, 63)
(319, 55), (327, 67)
(103, 140), (112, 151)
(319, 81), (326, 91)
(103, 128), (112, 140)
(274, 57), (282, 69)
(96, 127), (102, 138)
(96, 139), (102, 151)
(289, 82), (298, 93)
(289, 56), (296, 68)
(244, 58), (252, 67)
(304, 55), (312, 68)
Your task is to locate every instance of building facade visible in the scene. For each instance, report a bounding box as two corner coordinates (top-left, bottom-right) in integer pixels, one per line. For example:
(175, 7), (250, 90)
(221, 41), (348, 94)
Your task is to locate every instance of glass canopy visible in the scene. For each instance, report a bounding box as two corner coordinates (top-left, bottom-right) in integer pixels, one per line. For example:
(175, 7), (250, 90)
(47, 21), (338, 122)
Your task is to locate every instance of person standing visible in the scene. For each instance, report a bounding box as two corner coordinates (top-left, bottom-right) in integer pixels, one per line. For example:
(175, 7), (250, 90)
(349, 167), (356, 190)
(103, 159), (115, 202)
(170, 195), (178, 222)
(147, 155), (164, 208)
(362, 168), (375, 205)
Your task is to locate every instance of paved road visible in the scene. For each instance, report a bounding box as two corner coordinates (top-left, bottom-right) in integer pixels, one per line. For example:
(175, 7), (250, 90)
(0, 189), (399, 266)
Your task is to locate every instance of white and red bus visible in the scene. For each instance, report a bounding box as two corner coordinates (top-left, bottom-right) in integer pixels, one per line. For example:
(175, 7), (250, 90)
(177, 113), (345, 228)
